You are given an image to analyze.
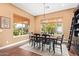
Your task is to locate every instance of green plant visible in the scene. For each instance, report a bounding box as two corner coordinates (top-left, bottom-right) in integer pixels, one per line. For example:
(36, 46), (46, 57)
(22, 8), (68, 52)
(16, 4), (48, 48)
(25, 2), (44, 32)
(13, 23), (29, 36)
(42, 23), (56, 34)
(13, 29), (19, 36)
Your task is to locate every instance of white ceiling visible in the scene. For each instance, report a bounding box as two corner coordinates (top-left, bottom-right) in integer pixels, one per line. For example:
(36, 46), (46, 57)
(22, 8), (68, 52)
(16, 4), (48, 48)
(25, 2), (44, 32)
(12, 3), (78, 16)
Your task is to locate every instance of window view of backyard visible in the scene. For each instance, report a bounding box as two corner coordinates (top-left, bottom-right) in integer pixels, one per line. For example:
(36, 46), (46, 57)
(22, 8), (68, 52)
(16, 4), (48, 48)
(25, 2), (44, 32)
(13, 23), (29, 36)
(41, 19), (63, 35)
(41, 23), (56, 34)
(13, 14), (29, 36)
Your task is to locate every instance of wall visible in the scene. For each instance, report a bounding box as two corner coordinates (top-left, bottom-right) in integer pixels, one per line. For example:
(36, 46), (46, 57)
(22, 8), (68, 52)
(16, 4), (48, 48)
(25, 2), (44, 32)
(35, 8), (74, 41)
(0, 3), (35, 47)
(13, 14), (30, 24)
(0, 3), (75, 47)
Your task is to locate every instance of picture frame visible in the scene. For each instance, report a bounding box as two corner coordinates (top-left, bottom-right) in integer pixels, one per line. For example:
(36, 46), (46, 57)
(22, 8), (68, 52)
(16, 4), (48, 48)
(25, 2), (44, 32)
(0, 16), (10, 29)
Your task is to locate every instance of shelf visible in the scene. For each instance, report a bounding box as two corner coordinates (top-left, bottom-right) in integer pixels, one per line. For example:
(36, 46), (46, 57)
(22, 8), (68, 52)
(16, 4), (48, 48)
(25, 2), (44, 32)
(74, 23), (79, 25)
(76, 14), (79, 19)
(74, 9), (79, 15)
(69, 7), (79, 54)
(74, 30), (79, 32)
(68, 7), (79, 51)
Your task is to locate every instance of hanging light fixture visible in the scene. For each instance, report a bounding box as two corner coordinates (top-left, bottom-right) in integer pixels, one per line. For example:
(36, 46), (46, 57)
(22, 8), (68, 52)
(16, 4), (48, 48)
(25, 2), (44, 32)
(41, 3), (45, 21)
(43, 3), (46, 20)
(42, 3), (48, 23)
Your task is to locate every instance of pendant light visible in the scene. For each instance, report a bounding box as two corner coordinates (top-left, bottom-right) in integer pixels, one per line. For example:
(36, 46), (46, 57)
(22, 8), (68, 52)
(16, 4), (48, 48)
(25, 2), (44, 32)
(42, 3), (48, 23)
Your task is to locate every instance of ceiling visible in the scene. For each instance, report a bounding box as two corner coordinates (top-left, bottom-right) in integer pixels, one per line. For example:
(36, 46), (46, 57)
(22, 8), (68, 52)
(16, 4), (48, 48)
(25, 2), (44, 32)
(12, 3), (78, 16)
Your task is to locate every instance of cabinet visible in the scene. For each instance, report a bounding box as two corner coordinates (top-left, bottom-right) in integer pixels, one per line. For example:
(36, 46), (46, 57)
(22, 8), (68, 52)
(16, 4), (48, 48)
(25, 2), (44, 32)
(73, 10), (79, 55)
(68, 6), (79, 55)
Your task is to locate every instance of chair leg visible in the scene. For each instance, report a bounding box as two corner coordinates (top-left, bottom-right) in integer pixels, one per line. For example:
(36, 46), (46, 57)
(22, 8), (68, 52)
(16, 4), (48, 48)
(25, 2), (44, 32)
(49, 45), (51, 52)
(39, 42), (40, 48)
(37, 43), (38, 47)
(60, 45), (62, 54)
(42, 44), (43, 51)
(34, 42), (35, 48)
(29, 40), (30, 45)
(29, 40), (32, 45)
(53, 41), (55, 53)
(31, 40), (34, 46)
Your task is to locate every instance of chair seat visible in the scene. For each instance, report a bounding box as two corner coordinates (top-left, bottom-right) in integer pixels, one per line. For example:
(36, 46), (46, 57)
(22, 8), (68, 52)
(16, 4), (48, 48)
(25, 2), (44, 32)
(54, 35), (64, 54)
(34, 40), (41, 42)
(55, 43), (62, 45)
(42, 41), (50, 44)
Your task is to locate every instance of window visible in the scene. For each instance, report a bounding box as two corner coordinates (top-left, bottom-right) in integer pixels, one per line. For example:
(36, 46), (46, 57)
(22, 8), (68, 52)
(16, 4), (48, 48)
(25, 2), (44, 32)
(13, 14), (29, 36)
(56, 23), (63, 34)
(13, 23), (29, 36)
(41, 18), (63, 35)
(41, 23), (57, 34)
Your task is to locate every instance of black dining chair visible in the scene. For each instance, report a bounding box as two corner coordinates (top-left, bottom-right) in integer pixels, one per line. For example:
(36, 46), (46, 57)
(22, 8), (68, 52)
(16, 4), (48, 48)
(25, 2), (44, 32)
(34, 33), (40, 37)
(41, 34), (52, 52)
(33, 33), (41, 48)
(54, 35), (64, 54)
(29, 32), (34, 45)
(29, 35), (35, 46)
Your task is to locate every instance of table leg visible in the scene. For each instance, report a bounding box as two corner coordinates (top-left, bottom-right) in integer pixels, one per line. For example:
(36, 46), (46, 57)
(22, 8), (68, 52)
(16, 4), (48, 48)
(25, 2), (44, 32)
(53, 40), (55, 54)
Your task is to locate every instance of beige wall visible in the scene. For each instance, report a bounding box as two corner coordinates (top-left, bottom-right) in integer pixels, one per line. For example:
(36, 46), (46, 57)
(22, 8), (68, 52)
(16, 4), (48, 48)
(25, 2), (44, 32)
(35, 8), (74, 41)
(0, 3), (74, 47)
(0, 4), (35, 47)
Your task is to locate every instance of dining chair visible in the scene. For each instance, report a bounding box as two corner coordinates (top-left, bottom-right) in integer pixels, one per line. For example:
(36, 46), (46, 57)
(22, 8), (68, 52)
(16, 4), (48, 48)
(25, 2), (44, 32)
(29, 32), (34, 45)
(54, 35), (64, 54)
(34, 33), (40, 37)
(29, 35), (35, 46)
(41, 34), (52, 52)
(33, 33), (41, 48)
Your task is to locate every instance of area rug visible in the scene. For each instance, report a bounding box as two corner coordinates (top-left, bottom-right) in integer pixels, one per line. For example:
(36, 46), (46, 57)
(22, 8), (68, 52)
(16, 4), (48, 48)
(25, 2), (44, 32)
(19, 43), (69, 56)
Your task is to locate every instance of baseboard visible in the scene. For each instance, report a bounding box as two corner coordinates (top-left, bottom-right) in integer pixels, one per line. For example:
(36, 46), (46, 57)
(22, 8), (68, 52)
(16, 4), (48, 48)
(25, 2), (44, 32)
(0, 39), (29, 50)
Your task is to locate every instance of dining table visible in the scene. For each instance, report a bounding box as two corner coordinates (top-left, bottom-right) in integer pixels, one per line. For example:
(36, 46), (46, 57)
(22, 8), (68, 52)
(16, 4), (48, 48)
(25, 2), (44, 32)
(30, 34), (59, 53)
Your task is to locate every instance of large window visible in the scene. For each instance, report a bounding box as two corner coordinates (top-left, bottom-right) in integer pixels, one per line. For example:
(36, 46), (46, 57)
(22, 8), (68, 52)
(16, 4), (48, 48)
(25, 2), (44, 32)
(41, 18), (63, 35)
(41, 23), (56, 34)
(56, 23), (63, 34)
(13, 23), (29, 36)
(13, 14), (29, 36)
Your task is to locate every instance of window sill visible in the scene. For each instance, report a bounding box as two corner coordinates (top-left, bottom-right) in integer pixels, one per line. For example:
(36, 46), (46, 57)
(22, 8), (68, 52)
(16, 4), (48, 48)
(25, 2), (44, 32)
(13, 34), (29, 38)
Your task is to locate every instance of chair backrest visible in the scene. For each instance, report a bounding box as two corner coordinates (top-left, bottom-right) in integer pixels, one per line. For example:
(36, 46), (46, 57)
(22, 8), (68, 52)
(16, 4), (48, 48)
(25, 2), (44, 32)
(42, 34), (50, 38)
(57, 35), (64, 44)
(34, 33), (40, 37)
(33, 33), (41, 41)
(42, 34), (51, 43)
(30, 35), (35, 40)
(61, 35), (64, 43)
(29, 32), (34, 39)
